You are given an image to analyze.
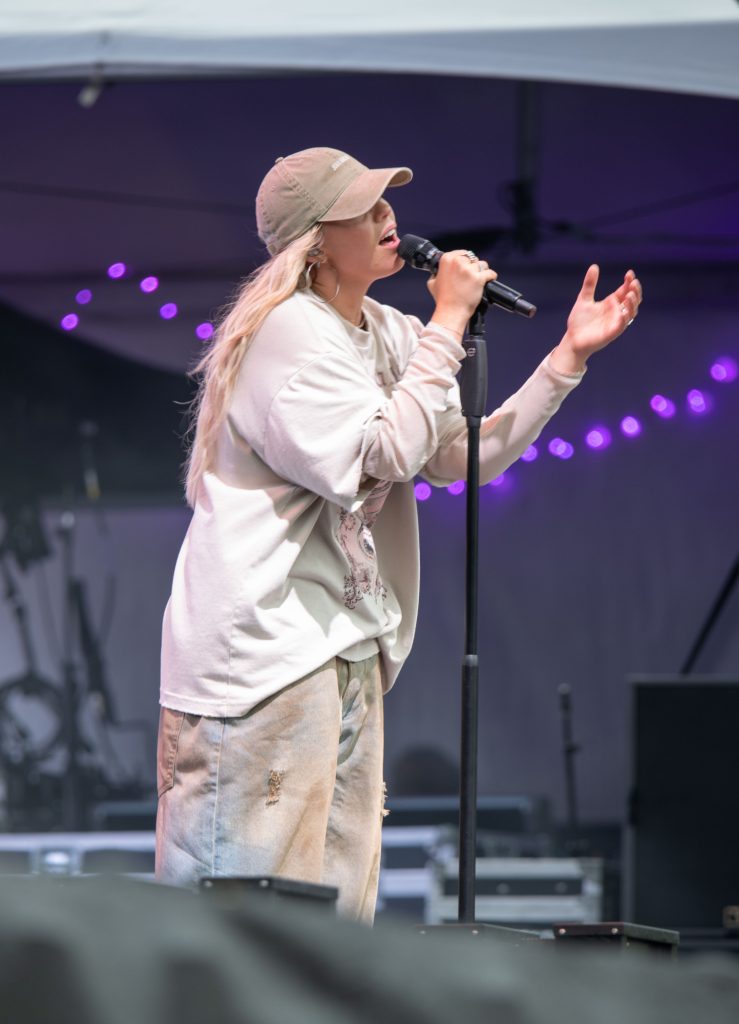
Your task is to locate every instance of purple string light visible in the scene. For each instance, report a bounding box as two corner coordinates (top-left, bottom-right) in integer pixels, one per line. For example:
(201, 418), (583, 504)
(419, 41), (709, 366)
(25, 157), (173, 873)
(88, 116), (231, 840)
(686, 389), (712, 415)
(107, 262), (126, 279)
(414, 482), (432, 502)
(487, 472), (513, 494)
(620, 416), (642, 437)
(159, 303), (178, 320)
(520, 444), (538, 463)
(650, 395), (676, 419)
(447, 480), (466, 496)
(140, 276), (159, 293)
(710, 357), (737, 383)
(75, 289), (92, 305)
(585, 426), (612, 450)
(548, 438), (574, 460)
(60, 313), (79, 330)
(196, 322), (214, 341)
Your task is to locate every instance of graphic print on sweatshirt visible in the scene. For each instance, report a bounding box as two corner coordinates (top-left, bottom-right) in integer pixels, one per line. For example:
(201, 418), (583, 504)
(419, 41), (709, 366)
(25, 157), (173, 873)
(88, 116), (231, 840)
(337, 480), (392, 609)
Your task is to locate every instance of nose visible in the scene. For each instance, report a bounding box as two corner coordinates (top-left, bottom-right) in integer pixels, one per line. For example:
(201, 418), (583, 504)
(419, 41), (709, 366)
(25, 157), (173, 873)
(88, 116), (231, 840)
(374, 197), (392, 221)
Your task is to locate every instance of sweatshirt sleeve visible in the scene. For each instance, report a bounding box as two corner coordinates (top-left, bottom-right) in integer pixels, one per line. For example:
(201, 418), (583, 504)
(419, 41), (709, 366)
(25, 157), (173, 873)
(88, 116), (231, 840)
(360, 322), (467, 483)
(421, 353), (585, 486)
(243, 320), (466, 512)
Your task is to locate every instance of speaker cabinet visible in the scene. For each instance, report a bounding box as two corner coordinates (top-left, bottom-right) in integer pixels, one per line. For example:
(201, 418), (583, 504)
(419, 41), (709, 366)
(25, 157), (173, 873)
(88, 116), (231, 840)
(624, 676), (739, 931)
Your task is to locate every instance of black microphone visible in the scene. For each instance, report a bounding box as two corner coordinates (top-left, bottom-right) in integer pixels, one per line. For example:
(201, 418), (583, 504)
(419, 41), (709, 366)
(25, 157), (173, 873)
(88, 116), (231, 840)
(398, 234), (537, 318)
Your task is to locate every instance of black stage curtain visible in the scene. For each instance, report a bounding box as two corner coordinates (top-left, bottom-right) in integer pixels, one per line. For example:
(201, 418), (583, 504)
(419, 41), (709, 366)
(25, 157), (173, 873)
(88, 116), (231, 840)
(3, 303), (191, 504)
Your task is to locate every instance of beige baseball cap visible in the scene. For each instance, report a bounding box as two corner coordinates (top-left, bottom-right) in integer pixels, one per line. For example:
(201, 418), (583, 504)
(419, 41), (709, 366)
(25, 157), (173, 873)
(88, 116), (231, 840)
(256, 147), (413, 256)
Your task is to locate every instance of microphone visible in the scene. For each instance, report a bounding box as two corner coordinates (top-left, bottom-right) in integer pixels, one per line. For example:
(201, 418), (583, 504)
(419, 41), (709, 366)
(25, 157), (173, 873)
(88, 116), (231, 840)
(397, 234), (537, 318)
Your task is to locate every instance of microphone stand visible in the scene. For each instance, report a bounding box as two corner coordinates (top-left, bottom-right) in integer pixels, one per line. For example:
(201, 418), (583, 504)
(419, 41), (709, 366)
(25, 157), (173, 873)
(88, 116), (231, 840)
(58, 508), (88, 831)
(457, 297), (489, 923)
(558, 684), (579, 833)
(680, 553), (739, 674)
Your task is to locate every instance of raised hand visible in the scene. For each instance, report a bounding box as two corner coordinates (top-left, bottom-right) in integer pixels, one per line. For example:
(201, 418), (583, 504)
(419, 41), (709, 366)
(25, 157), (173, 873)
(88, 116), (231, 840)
(551, 265), (643, 375)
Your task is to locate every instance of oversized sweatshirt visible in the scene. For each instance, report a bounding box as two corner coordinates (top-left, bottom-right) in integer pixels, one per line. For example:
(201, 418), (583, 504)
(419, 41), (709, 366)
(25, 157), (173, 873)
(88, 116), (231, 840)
(160, 288), (584, 717)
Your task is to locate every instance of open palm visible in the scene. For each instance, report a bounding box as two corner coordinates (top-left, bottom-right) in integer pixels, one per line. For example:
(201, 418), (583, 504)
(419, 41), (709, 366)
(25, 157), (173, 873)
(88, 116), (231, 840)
(565, 265), (642, 360)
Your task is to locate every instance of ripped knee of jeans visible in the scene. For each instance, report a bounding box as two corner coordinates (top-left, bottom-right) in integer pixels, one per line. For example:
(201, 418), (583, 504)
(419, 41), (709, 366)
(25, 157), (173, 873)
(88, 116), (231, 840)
(266, 769), (286, 805)
(381, 780), (390, 820)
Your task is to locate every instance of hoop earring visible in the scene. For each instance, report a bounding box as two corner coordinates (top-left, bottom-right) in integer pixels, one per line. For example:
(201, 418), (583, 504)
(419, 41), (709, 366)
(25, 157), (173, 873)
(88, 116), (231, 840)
(303, 245), (326, 290)
(312, 261), (341, 304)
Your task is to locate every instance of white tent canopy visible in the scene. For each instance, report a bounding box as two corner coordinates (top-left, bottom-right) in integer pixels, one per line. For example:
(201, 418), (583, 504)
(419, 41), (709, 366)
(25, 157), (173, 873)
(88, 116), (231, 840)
(2, 1), (739, 98)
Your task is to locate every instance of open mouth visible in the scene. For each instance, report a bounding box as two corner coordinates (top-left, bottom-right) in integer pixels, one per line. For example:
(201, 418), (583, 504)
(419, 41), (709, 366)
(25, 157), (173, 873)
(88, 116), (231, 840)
(379, 227), (399, 248)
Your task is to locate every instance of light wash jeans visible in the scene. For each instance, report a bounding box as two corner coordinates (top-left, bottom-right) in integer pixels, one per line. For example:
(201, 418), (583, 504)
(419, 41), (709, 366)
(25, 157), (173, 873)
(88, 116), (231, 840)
(155, 654), (385, 923)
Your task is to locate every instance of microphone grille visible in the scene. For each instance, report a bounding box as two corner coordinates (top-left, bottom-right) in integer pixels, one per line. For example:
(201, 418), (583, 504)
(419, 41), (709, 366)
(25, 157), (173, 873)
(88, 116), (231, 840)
(397, 234), (426, 264)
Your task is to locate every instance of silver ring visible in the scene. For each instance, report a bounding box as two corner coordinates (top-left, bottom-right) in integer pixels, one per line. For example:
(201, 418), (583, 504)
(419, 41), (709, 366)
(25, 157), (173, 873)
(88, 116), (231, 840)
(465, 250), (478, 262)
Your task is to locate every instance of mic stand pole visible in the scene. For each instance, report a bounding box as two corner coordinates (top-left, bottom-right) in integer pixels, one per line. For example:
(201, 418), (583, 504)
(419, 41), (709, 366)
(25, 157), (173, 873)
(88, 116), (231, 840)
(58, 509), (87, 831)
(458, 298), (489, 923)
(680, 553), (739, 674)
(557, 683), (589, 856)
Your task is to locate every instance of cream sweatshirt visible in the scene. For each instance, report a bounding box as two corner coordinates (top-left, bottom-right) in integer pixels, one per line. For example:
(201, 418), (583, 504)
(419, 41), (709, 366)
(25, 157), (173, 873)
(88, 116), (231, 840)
(160, 288), (583, 717)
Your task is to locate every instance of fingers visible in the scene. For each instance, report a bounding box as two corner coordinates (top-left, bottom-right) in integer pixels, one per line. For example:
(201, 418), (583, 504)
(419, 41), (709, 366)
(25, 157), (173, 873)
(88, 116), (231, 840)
(614, 269), (643, 323)
(433, 251), (498, 320)
(615, 271), (642, 302)
(581, 265), (642, 329)
(436, 251), (498, 291)
(579, 264), (600, 302)
(614, 270), (637, 301)
(444, 250), (497, 279)
(476, 259), (498, 284)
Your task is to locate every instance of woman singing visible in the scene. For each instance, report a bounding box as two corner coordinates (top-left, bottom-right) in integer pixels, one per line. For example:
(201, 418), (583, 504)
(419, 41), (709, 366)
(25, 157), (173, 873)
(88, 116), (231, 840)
(155, 147), (642, 921)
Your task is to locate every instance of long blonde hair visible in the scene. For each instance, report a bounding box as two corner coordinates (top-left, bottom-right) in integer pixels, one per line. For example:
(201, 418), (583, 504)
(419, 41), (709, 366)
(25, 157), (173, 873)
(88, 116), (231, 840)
(184, 225), (323, 508)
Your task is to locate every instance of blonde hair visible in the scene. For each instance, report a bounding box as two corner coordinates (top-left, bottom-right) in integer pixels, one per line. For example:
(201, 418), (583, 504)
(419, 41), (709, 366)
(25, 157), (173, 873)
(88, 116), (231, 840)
(184, 225), (323, 508)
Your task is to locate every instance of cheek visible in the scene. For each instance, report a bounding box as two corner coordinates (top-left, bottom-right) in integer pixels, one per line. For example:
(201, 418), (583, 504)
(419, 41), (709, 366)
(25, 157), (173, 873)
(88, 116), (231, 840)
(337, 230), (378, 269)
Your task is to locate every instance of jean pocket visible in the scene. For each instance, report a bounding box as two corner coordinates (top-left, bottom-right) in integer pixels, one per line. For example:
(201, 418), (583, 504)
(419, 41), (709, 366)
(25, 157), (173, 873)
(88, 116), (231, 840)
(156, 708), (186, 797)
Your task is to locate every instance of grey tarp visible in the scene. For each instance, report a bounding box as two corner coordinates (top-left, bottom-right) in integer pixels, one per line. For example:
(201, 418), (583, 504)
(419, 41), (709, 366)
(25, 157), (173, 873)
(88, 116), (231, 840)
(1, 2), (739, 99)
(0, 877), (738, 1023)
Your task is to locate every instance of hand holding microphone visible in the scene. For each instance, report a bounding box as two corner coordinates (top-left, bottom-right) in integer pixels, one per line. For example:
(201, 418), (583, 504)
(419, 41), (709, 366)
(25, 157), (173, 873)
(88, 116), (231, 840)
(425, 249), (498, 337)
(398, 234), (537, 333)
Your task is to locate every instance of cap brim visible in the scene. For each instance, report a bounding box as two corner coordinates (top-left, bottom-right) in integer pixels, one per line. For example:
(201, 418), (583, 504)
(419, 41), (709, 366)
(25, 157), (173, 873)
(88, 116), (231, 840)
(320, 166), (412, 222)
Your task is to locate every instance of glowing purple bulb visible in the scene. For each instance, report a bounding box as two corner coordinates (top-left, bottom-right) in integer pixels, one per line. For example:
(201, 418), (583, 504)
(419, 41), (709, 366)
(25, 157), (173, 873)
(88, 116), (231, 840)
(585, 426), (612, 450)
(650, 395), (676, 419)
(520, 445), (538, 463)
(159, 303), (178, 320)
(710, 357), (737, 383)
(488, 472), (512, 493)
(447, 480), (466, 496)
(107, 262), (126, 279)
(75, 289), (92, 305)
(687, 389), (712, 415)
(196, 322), (214, 341)
(140, 276), (159, 293)
(414, 482), (432, 502)
(548, 438), (574, 460)
(60, 313), (79, 330)
(620, 416), (642, 437)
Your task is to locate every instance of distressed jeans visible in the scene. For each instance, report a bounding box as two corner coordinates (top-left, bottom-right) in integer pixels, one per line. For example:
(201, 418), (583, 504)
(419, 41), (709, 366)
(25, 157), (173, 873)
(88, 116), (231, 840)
(155, 654), (385, 923)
